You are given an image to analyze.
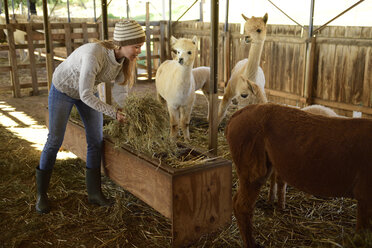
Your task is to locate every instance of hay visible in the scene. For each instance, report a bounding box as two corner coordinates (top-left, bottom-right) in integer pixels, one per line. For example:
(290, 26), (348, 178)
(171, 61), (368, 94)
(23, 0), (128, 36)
(103, 93), (178, 160)
(2, 92), (372, 248)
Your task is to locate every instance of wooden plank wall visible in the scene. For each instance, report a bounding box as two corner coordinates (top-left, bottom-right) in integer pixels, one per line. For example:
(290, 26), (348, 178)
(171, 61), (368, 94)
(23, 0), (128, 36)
(1, 15), (371, 117)
(312, 26), (372, 117)
(173, 22), (372, 117)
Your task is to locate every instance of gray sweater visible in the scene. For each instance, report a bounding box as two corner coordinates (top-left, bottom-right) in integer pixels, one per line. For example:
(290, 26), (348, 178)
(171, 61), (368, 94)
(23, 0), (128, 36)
(52, 43), (125, 119)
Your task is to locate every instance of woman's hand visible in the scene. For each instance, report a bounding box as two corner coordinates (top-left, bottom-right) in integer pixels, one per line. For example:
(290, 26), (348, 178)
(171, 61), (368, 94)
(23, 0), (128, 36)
(116, 109), (126, 123)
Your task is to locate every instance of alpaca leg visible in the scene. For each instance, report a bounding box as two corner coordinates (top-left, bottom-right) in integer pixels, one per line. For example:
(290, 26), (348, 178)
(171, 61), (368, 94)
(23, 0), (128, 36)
(268, 171), (277, 204)
(157, 93), (167, 107)
(202, 90), (210, 120)
(234, 180), (265, 248)
(354, 176), (372, 231)
(179, 104), (193, 142)
(168, 107), (179, 140)
(217, 85), (234, 124)
(356, 199), (372, 231)
(276, 175), (287, 210)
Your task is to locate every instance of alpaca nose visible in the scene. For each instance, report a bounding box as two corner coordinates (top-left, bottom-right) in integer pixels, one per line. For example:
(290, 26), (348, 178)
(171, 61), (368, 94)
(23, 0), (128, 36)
(244, 36), (252, 43)
(178, 58), (184, 65)
(241, 94), (248, 98)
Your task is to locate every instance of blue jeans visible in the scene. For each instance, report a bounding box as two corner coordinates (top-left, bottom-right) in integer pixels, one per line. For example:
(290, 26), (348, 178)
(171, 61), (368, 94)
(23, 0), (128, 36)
(39, 84), (103, 170)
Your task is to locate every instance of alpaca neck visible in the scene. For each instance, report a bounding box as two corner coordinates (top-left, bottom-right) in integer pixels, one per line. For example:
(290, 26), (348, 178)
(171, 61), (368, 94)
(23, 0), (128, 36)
(179, 64), (193, 80)
(176, 64), (194, 90)
(243, 41), (264, 80)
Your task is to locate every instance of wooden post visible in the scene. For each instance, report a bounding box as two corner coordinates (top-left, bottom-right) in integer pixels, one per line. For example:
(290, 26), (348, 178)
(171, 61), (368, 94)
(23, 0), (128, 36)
(4, 0), (20, 97)
(303, 0), (316, 105)
(104, 83), (112, 105)
(223, 32), (230, 85)
(145, 2), (152, 82)
(101, 0), (108, 40)
(160, 20), (166, 63)
(42, 0), (53, 90)
(168, 0), (172, 59)
(7, 24), (21, 98)
(303, 37), (316, 104)
(64, 23), (73, 56)
(82, 23), (88, 44)
(208, 0), (219, 155)
(26, 23), (39, 95)
(223, 0), (230, 85)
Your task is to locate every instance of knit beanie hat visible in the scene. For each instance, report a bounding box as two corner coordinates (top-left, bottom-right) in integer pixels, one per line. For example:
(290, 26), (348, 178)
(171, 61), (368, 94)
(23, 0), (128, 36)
(113, 20), (146, 46)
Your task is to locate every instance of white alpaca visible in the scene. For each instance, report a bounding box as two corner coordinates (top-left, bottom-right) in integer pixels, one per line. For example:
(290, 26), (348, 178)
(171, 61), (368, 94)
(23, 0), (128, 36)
(172, 51), (211, 119)
(155, 36), (198, 142)
(192, 66), (212, 118)
(217, 13), (268, 124)
(302, 104), (339, 117)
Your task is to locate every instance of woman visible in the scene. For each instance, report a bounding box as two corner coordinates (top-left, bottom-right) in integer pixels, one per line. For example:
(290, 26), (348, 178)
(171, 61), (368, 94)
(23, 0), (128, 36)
(36, 20), (145, 214)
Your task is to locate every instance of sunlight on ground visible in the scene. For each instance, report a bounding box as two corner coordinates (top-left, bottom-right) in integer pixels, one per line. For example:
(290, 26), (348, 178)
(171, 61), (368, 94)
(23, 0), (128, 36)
(0, 101), (77, 160)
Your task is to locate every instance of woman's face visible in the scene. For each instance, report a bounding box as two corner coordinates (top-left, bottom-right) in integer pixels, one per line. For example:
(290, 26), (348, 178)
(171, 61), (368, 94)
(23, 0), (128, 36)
(117, 43), (144, 61)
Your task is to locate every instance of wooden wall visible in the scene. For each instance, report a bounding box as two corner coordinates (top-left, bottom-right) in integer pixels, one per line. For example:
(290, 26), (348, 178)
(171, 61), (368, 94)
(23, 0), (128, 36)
(173, 22), (372, 117)
(1, 15), (371, 117)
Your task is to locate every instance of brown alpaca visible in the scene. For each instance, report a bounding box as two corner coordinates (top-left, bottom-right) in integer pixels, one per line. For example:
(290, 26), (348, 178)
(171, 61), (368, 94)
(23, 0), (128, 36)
(226, 103), (372, 248)
(268, 104), (341, 209)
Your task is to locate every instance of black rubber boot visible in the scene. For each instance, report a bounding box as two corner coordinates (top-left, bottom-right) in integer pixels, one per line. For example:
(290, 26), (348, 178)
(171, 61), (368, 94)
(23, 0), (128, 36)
(35, 166), (52, 214)
(86, 167), (114, 206)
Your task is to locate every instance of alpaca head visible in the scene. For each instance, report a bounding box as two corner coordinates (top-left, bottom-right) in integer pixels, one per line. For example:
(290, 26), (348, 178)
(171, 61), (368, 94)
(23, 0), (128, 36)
(241, 13), (268, 43)
(235, 75), (266, 107)
(171, 36), (198, 66)
(237, 75), (260, 99)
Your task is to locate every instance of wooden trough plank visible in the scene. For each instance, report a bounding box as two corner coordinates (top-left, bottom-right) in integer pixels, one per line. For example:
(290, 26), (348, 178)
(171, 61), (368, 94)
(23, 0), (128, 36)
(103, 140), (173, 219)
(172, 164), (232, 247)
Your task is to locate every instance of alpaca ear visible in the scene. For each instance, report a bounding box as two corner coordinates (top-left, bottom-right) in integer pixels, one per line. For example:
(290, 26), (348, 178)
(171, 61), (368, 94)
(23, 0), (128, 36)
(240, 75), (248, 82)
(241, 13), (249, 21)
(171, 36), (177, 46)
(192, 36), (198, 45)
(247, 80), (258, 95)
(263, 13), (268, 24)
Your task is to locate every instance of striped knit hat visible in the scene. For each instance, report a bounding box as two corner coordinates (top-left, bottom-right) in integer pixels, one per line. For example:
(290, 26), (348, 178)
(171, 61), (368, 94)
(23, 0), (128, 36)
(113, 20), (146, 46)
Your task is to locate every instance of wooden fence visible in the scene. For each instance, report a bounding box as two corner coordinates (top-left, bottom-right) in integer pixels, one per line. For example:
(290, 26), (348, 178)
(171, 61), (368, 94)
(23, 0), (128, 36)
(0, 16), (371, 117)
(173, 22), (372, 117)
(0, 15), (167, 98)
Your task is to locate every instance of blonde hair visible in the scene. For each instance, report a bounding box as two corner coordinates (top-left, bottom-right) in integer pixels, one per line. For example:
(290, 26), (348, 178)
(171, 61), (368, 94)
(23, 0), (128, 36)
(94, 40), (135, 88)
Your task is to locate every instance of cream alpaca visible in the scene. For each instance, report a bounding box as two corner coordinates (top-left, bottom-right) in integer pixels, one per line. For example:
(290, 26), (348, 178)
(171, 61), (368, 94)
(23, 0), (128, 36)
(155, 36), (198, 142)
(217, 13), (268, 124)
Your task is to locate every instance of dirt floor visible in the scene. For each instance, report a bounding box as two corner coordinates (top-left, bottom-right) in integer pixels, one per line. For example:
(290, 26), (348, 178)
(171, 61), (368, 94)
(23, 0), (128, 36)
(1, 58), (372, 247)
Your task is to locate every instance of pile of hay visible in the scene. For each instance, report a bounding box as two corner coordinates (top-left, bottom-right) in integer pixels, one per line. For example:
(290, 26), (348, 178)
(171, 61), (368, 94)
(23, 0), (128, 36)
(103, 93), (178, 159)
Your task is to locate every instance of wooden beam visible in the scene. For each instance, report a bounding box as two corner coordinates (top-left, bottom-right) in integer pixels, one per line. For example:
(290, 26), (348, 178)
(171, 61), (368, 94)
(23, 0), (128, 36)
(7, 24), (21, 98)
(64, 23), (73, 56)
(26, 23), (39, 95)
(42, 0), (53, 90)
(101, 0), (108, 40)
(208, 0), (219, 155)
(146, 2), (152, 82)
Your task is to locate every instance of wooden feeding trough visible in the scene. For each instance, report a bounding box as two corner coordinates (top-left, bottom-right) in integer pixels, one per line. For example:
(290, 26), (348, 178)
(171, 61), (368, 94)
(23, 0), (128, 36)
(46, 114), (232, 247)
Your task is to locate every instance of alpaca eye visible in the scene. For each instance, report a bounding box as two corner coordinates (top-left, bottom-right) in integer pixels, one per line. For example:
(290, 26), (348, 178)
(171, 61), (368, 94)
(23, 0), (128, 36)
(187, 51), (192, 55)
(257, 29), (261, 33)
(177, 51), (180, 54)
